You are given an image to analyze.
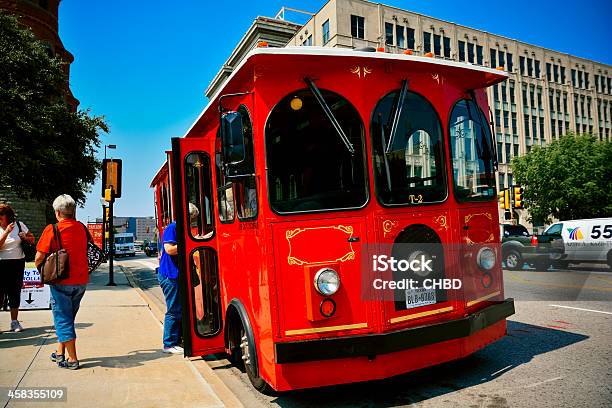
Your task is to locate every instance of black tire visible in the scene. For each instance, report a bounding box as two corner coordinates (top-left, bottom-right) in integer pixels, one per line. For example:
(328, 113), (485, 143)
(236, 325), (274, 395)
(503, 250), (523, 270)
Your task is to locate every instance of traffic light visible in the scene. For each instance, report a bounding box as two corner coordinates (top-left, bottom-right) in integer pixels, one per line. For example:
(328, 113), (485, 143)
(101, 159), (122, 198)
(513, 186), (524, 209)
(498, 188), (510, 210)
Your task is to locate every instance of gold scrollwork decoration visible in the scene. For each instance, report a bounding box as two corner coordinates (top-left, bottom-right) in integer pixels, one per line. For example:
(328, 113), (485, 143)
(464, 212), (492, 224)
(350, 66), (372, 79)
(382, 220), (399, 238)
(433, 215), (448, 230)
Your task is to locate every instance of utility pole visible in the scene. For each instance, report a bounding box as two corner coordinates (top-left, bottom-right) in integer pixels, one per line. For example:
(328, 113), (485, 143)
(107, 188), (116, 286)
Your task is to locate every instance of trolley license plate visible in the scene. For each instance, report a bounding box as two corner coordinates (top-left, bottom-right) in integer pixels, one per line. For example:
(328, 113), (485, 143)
(405, 287), (436, 309)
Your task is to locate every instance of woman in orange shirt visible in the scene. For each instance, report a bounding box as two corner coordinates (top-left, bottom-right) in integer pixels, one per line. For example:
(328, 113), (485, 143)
(35, 194), (89, 370)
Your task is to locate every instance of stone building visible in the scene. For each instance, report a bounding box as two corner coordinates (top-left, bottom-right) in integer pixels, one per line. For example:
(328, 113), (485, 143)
(285, 0), (612, 225)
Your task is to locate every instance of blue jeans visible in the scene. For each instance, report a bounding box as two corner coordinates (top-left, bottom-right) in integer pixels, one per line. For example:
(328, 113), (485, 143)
(50, 284), (87, 343)
(158, 274), (181, 348)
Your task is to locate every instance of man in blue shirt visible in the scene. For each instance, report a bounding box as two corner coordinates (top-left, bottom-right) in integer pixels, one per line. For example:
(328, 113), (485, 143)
(158, 221), (183, 354)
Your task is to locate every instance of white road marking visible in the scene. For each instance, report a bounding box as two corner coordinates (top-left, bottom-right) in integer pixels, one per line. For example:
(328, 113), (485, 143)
(525, 376), (563, 388)
(549, 305), (612, 315)
(490, 364), (513, 377)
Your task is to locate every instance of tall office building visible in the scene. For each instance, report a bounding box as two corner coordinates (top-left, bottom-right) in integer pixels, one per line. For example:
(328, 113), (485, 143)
(284, 0), (611, 223)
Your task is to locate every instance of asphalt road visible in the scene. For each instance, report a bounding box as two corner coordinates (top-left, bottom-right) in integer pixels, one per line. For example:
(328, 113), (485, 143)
(118, 254), (612, 408)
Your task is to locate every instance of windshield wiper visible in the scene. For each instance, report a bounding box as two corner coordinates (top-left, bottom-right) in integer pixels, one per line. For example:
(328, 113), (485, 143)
(379, 113), (393, 191)
(304, 77), (355, 155)
(385, 79), (409, 154)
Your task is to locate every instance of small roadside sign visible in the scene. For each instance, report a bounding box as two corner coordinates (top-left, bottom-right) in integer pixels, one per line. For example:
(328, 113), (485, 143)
(20, 265), (51, 310)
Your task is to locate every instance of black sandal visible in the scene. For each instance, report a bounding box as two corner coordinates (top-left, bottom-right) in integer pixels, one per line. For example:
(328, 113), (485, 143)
(50, 352), (64, 363)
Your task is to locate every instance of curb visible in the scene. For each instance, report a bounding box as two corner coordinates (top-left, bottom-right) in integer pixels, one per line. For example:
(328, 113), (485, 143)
(120, 265), (244, 408)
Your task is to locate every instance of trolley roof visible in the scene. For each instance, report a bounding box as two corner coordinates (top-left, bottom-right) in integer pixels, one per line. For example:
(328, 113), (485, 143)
(182, 46), (508, 139)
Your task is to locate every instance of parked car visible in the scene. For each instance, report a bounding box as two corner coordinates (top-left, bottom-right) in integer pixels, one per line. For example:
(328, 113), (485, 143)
(144, 241), (158, 257)
(539, 218), (612, 269)
(500, 224), (560, 270)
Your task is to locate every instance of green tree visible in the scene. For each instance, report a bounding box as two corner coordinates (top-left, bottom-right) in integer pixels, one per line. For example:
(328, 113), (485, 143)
(511, 133), (612, 222)
(0, 12), (108, 203)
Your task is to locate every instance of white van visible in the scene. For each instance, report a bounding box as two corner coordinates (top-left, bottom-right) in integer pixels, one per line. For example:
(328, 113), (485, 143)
(541, 218), (612, 268)
(113, 233), (136, 257)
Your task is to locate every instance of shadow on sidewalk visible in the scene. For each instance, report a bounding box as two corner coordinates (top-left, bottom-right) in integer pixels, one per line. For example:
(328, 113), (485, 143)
(78, 348), (174, 369)
(0, 323), (92, 349)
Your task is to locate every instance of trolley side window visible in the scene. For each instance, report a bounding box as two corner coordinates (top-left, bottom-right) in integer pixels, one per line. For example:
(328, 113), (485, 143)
(184, 153), (215, 240)
(235, 105), (258, 221)
(371, 90), (447, 205)
(449, 99), (496, 201)
(265, 88), (368, 214)
(215, 131), (235, 223)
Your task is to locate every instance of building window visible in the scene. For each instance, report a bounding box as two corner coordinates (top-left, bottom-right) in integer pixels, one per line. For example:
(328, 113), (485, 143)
(396, 25), (405, 48)
(467, 42), (474, 63)
(490, 49), (497, 68)
(423, 32), (431, 53)
(433, 34), (441, 56)
(520, 56), (525, 75)
(505, 144), (511, 163)
(595, 75), (600, 92)
(497, 143), (503, 166)
(302, 35), (313, 46)
(551, 119), (556, 137)
(512, 112), (517, 133)
(527, 58), (533, 77)
(546, 63), (551, 80)
(585, 73), (590, 89)
(499, 51), (505, 69)
(351, 15), (365, 39)
(534, 60), (540, 78)
(514, 144), (519, 157)
(578, 71), (583, 88)
(458, 40), (465, 61)
(539, 117), (545, 139)
(524, 115), (530, 137)
(607, 77), (611, 94)
(571, 69), (577, 87)
(507, 53), (513, 72)
(322, 19), (330, 45)
(407, 27), (415, 49)
(560, 67), (566, 84)
(501, 83), (507, 102)
(443, 36), (451, 58)
(476, 45), (483, 65)
(385, 22), (394, 45)
(509, 80), (515, 104)
(522, 84), (528, 106)
(503, 111), (509, 129)
(529, 85), (535, 107)
(537, 87), (542, 109)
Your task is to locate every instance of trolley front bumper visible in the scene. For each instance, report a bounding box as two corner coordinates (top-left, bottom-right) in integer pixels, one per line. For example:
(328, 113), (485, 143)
(275, 298), (515, 364)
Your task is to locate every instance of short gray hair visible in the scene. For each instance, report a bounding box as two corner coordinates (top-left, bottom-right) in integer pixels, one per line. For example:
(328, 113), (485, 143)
(52, 194), (76, 218)
(189, 203), (199, 220)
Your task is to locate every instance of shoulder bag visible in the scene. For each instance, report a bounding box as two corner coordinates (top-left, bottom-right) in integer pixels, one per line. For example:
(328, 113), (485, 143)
(38, 224), (69, 284)
(81, 222), (105, 274)
(15, 219), (36, 262)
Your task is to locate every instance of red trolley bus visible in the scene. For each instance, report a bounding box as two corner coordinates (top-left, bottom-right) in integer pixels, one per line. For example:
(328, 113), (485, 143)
(151, 46), (515, 392)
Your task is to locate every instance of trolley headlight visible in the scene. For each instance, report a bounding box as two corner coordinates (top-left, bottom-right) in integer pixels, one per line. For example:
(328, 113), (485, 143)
(477, 247), (496, 271)
(314, 268), (340, 296)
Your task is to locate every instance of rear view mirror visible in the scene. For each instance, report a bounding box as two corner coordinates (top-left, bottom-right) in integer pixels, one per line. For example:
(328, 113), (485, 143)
(220, 111), (245, 164)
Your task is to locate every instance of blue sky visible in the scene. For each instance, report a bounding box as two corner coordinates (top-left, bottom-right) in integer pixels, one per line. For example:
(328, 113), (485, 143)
(59, 0), (612, 223)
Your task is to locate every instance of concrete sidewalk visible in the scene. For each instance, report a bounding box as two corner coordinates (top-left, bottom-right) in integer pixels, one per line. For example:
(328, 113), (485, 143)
(0, 265), (228, 407)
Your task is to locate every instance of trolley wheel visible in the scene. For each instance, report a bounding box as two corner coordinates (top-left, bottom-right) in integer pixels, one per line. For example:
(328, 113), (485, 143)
(503, 250), (523, 270)
(238, 325), (274, 395)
